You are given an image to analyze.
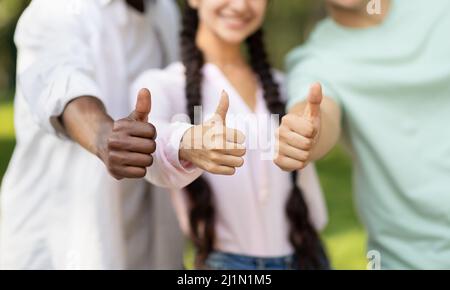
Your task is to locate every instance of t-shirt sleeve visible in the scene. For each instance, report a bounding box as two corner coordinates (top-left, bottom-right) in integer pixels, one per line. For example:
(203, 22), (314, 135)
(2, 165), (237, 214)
(285, 46), (340, 111)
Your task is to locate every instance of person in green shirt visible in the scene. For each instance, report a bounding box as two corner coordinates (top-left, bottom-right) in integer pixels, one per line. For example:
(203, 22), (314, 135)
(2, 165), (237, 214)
(275, 0), (450, 269)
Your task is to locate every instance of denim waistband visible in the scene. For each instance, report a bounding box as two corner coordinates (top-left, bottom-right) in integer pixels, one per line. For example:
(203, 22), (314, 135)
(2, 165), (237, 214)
(205, 251), (297, 270)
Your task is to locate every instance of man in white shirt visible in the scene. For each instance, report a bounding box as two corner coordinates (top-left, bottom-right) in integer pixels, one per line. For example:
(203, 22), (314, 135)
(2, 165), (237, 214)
(0, 0), (185, 269)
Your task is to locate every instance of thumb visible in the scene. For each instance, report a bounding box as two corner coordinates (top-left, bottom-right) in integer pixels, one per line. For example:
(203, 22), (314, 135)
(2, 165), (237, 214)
(130, 88), (151, 122)
(303, 83), (323, 120)
(214, 90), (229, 123)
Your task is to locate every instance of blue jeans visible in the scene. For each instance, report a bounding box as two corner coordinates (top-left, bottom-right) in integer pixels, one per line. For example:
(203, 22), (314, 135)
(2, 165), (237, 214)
(204, 252), (298, 270)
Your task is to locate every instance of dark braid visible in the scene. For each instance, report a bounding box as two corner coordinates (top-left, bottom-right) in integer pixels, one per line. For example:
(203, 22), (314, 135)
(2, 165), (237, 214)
(246, 30), (284, 117)
(246, 29), (326, 269)
(181, 2), (327, 269)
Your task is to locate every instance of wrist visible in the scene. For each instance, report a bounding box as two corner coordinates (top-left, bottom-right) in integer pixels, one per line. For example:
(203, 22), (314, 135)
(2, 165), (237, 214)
(179, 125), (196, 162)
(94, 117), (114, 162)
(310, 129), (323, 161)
(179, 140), (192, 164)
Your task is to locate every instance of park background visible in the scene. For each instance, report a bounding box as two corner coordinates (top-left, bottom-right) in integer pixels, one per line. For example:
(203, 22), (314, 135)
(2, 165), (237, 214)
(0, 0), (367, 269)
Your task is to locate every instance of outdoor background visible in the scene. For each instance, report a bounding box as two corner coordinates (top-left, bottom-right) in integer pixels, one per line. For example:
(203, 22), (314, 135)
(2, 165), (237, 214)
(0, 0), (367, 269)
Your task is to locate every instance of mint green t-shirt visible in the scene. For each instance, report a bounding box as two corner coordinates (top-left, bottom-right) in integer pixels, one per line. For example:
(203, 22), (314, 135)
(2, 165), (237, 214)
(287, 0), (450, 269)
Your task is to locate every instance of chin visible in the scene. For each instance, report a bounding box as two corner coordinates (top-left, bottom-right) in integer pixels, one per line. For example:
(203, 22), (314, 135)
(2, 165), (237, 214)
(218, 30), (251, 44)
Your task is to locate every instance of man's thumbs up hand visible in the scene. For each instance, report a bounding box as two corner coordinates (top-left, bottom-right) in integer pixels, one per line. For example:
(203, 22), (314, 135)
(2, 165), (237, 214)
(101, 88), (156, 180)
(129, 88), (152, 122)
(303, 83), (323, 121)
(180, 90), (246, 176)
(274, 83), (323, 172)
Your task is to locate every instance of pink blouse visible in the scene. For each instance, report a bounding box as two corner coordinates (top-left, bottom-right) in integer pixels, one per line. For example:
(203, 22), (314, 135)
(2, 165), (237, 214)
(131, 63), (328, 257)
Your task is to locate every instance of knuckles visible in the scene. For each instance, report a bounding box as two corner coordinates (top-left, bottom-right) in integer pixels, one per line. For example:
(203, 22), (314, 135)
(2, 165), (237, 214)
(204, 163), (216, 173)
(113, 119), (157, 139)
(108, 151), (123, 165)
(107, 134), (124, 150)
(113, 119), (131, 132)
(209, 152), (220, 163)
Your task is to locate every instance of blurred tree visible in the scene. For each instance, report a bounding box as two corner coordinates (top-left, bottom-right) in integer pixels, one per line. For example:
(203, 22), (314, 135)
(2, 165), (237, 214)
(265, 0), (325, 68)
(0, 0), (31, 95)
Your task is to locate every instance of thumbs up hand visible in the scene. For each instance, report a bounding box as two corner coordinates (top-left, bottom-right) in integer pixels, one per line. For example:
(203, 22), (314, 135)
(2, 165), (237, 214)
(180, 91), (246, 175)
(100, 88), (157, 180)
(129, 88), (152, 122)
(274, 83), (323, 172)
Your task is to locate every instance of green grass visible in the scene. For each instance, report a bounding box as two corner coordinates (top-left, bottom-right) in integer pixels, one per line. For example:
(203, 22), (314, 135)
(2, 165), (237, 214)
(0, 99), (15, 183)
(0, 98), (367, 270)
(0, 97), (15, 137)
(318, 146), (367, 269)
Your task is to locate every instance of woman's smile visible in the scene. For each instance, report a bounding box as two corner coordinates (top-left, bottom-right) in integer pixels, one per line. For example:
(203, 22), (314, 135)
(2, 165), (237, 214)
(219, 14), (252, 30)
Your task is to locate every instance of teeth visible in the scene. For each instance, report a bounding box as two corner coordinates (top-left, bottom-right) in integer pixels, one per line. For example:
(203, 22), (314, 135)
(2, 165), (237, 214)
(225, 18), (246, 24)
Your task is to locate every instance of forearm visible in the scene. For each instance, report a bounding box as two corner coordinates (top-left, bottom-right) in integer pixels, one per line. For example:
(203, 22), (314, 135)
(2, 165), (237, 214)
(289, 96), (341, 160)
(60, 96), (113, 159)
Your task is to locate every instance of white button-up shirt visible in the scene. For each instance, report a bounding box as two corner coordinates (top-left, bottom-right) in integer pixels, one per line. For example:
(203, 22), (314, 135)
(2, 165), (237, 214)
(0, 0), (183, 269)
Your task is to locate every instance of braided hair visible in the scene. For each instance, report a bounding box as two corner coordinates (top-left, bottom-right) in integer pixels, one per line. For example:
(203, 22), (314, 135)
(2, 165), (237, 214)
(181, 2), (327, 269)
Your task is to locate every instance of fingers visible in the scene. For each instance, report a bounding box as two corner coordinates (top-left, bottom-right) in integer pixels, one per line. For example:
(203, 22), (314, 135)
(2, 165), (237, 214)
(217, 144), (246, 156)
(210, 152), (244, 168)
(274, 155), (306, 172)
(180, 92), (249, 176)
(203, 126), (246, 150)
(108, 135), (156, 154)
(277, 127), (313, 150)
(106, 114), (157, 180)
(130, 88), (152, 122)
(274, 91), (323, 172)
(213, 90), (230, 123)
(113, 119), (156, 139)
(282, 114), (317, 138)
(109, 151), (154, 168)
(278, 142), (310, 162)
(225, 127), (246, 144)
(204, 164), (237, 176)
(303, 83), (323, 120)
(109, 166), (147, 180)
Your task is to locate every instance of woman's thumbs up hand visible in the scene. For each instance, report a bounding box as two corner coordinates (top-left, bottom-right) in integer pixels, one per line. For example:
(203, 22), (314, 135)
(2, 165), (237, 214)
(180, 91), (246, 175)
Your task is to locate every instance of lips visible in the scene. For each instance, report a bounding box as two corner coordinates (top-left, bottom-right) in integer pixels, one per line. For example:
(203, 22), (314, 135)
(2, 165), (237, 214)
(220, 15), (251, 29)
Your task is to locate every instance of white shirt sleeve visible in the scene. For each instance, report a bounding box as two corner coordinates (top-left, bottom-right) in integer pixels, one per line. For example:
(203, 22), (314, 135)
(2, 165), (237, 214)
(15, 0), (104, 137)
(130, 66), (203, 190)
